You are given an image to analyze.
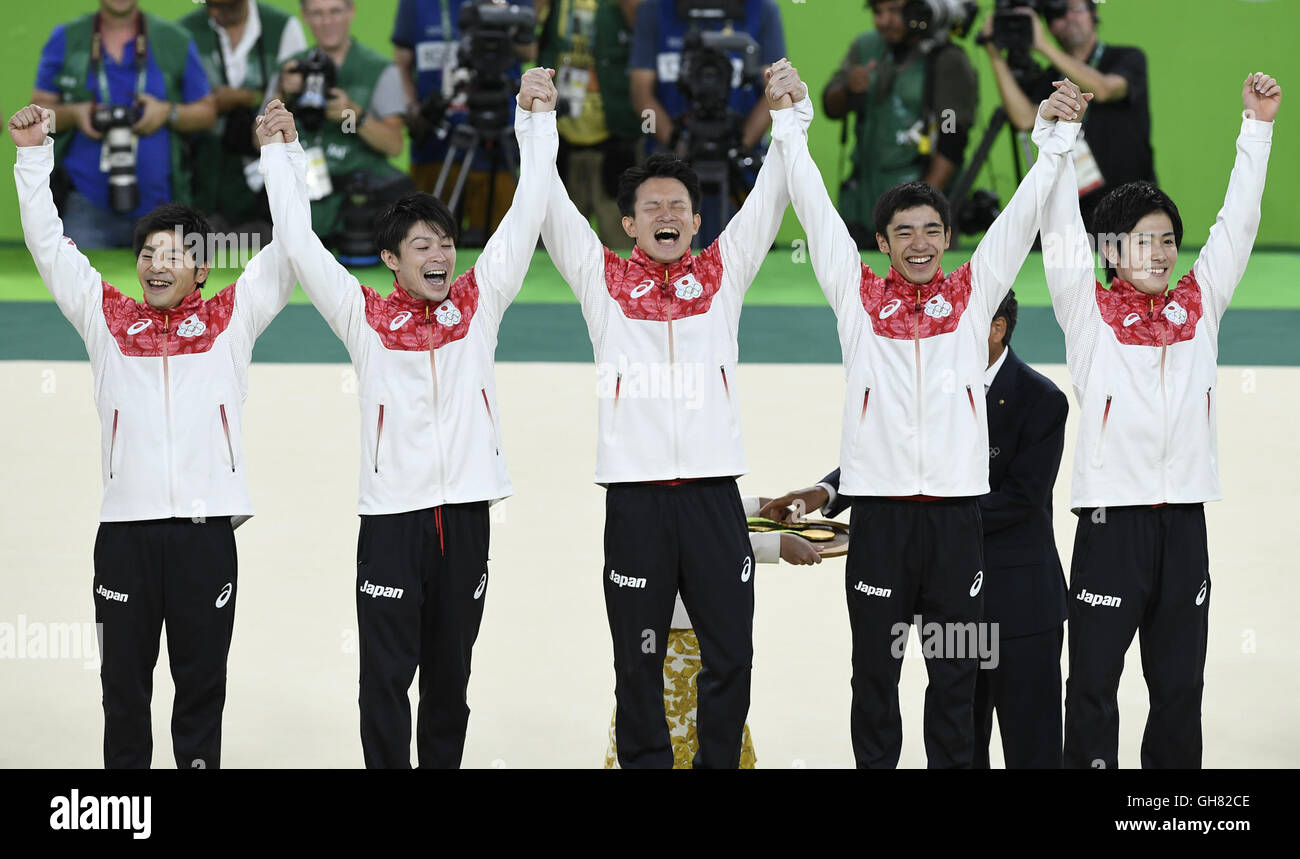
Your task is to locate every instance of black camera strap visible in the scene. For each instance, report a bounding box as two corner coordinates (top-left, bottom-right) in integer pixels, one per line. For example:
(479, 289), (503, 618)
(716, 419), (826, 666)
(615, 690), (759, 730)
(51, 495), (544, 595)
(212, 27), (270, 94)
(90, 12), (150, 108)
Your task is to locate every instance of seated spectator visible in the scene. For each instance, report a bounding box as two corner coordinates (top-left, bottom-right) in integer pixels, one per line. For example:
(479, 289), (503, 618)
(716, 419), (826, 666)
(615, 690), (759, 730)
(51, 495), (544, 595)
(32, 0), (217, 249)
(178, 0), (307, 239)
(822, 0), (978, 248)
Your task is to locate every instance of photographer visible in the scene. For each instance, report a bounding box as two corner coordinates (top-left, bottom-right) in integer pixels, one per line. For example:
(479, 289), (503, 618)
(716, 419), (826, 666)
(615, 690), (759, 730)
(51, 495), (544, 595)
(979, 0), (1154, 228)
(391, 0), (537, 237)
(179, 0), (307, 237)
(278, 0), (410, 243)
(537, 0), (638, 248)
(31, 0), (217, 249)
(822, 0), (978, 248)
(628, 0), (787, 246)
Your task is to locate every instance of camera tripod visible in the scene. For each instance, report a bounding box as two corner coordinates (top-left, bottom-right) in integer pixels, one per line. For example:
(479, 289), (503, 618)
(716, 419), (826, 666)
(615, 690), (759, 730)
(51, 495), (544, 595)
(431, 104), (520, 248)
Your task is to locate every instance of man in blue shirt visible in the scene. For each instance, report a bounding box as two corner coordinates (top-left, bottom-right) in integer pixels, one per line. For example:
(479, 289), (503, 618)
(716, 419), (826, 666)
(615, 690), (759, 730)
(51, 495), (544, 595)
(391, 0), (537, 239)
(628, 0), (786, 246)
(32, 0), (216, 249)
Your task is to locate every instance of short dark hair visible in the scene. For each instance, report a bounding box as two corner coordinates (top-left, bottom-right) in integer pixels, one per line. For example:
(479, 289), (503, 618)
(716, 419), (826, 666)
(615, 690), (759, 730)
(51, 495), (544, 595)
(375, 194), (459, 258)
(873, 181), (952, 241)
(1091, 181), (1183, 283)
(133, 203), (213, 284)
(616, 152), (701, 218)
(994, 289), (1018, 347)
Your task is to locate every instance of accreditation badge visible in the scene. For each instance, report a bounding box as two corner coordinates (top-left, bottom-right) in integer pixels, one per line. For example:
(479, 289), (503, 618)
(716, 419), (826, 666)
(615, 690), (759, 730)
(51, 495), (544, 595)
(1072, 128), (1106, 196)
(303, 145), (333, 201)
(555, 65), (591, 119)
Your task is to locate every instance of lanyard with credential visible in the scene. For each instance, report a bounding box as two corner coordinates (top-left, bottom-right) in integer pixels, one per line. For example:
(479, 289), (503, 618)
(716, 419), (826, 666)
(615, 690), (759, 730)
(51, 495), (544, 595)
(1079, 40), (1105, 126)
(90, 12), (150, 108)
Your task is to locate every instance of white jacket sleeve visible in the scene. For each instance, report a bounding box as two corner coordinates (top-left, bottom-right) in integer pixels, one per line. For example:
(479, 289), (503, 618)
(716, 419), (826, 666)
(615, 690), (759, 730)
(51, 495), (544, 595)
(740, 495), (782, 564)
(1039, 117), (1100, 386)
(539, 155), (608, 327)
(716, 98), (812, 299)
(970, 112), (1080, 321)
(770, 99), (862, 321)
(261, 137), (367, 350)
(1193, 116), (1274, 323)
(475, 106), (560, 325)
(231, 235), (297, 344)
(15, 138), (105, 338)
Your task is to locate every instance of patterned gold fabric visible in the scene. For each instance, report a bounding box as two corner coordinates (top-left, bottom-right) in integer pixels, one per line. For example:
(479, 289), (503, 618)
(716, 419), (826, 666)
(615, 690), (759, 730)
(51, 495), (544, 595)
(603, 629), (757, 768)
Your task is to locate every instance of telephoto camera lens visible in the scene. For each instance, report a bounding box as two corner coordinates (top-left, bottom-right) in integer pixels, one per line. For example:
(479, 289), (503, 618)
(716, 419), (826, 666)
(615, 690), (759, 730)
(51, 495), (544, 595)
(93, 104), (140, 214)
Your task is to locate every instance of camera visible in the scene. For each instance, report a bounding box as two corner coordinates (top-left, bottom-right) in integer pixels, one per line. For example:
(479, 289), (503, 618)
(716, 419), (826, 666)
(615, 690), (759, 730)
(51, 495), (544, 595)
(677, 29), (760, 124)
(677, 0), (747, 20)
(902, 0), (979, 42)
(289, 48), (338, 134)
(451, 0), (538, 135)
(987, 0), (1091, 54)
(92, 103), (143, 214)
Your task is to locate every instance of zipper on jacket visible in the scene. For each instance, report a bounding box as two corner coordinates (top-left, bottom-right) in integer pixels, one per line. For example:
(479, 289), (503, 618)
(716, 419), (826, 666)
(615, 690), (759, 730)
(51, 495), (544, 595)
(665, 266), (680, 475)
(219, 404), (235, 473)
(1159, 302), (1168, 499)
(374, 404), (385, 473)
(966, 384), (977, 419)
(913, 290), (924, 489)
(162, 313), (175, 512)
(860, 387), (871, 422)
(481, 388), (499, 455)
(109, 409), (119, 479)
(1206, 387), (1212, 422)
(427, 307), (447, 499)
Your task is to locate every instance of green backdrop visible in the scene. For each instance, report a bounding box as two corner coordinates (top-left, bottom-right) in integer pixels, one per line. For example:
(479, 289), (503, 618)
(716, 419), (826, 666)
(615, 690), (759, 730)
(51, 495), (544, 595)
(1, 0), (1295, 247)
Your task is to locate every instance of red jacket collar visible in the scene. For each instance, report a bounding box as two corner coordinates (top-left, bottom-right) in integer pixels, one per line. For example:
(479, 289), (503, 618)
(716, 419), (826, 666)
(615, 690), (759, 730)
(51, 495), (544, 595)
(132, 285), (205, 321)
(629, 245), (696, 283)
(885, 265), (947, 298)
(386, 277), (448, 311)
(1109, 277), (1170, 310)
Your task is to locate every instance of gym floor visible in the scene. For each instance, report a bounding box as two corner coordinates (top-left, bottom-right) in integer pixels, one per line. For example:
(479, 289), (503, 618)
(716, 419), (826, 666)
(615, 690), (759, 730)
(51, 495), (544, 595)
(2, 357), (1297, 768)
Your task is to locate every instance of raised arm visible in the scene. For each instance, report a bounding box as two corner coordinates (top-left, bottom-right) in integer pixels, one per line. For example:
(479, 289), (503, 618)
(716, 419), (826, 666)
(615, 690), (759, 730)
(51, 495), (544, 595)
(969, 80), (1086, 321)
(716, 60), (810, 296)
(232, 115), (298, 343)
(1193, 73), (1280, 321)
(259, 100), (367, 348)
(10, 106), (102, 338)
(474, 71), (560, 323)
(539, 153), (609, 324)
(770, 86), (861, 319)
(1038, 115), (1098, 357)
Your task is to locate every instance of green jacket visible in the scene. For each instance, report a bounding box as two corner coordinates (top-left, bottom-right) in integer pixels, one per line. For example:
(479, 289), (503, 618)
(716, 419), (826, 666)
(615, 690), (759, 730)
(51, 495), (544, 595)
(837, 31), (928, 228)
(179, 2), (291, 222)
(287, 39), (402, 234)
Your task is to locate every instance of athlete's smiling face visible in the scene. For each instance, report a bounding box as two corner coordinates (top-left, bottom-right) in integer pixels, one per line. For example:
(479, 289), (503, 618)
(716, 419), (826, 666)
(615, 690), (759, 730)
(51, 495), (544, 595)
(383, 221), (456, 304)
(877, 205), (950, 285)
(136, 230), (207, 311)
(1105, 210), (1179, 296)
(623, 177), (701, 265)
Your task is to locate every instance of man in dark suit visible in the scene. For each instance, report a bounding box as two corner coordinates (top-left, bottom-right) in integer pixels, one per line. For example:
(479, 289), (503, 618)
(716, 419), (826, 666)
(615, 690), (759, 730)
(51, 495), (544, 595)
(762, 290), (1069, 767)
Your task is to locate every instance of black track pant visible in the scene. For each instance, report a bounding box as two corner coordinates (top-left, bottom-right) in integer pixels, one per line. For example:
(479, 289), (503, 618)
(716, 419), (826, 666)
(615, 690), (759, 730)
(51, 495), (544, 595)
(846, 497), (985, 769)
(356, 503), (489, 769)
(973, 626), (1064, 768)
(604, 478), (755, 769)
(1064, 504), (1210, 769)
(93, 517), (237, 769)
